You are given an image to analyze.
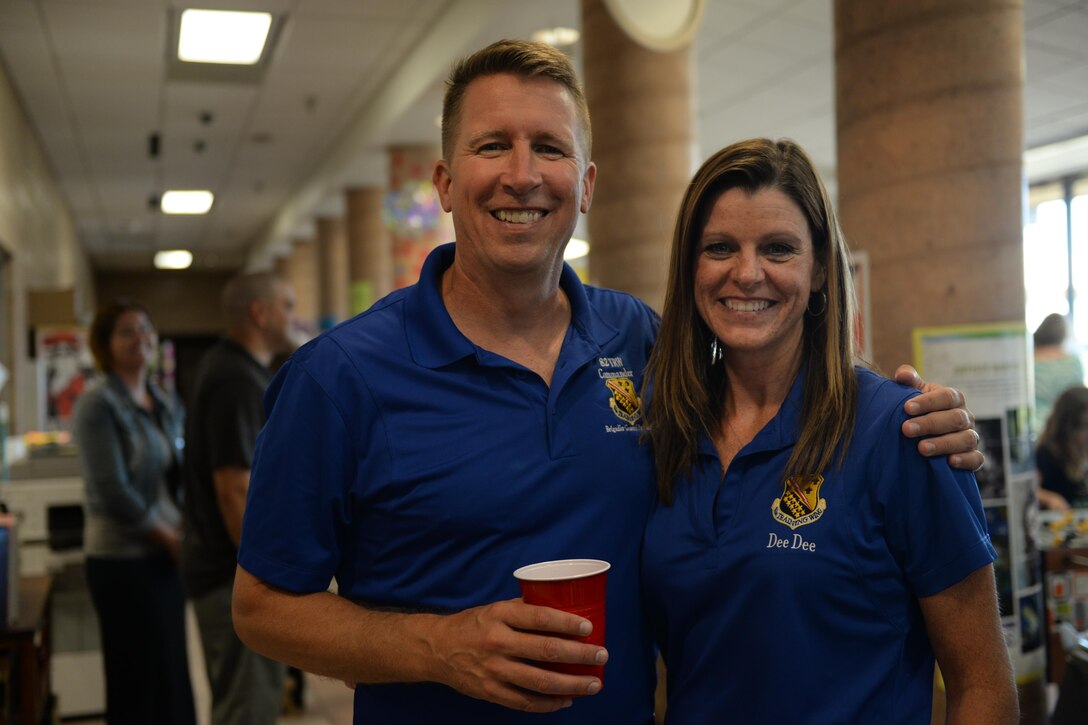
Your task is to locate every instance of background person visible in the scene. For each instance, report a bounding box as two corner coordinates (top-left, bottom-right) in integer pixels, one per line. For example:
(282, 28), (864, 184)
(232, 40), (985, 723)
(1036, 385), (1088, 510)
(181, 272), (297, 724)
(72, 299), (195, 725)
(1034, 312), (1085, 432)
(642, 138), (1017, 723)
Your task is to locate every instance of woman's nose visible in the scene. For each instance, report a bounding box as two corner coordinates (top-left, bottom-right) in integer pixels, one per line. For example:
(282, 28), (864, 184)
(734, 250), (764, 286)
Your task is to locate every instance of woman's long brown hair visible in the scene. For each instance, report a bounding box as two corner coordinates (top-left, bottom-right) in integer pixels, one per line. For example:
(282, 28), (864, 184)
(643, 138), (859, 503)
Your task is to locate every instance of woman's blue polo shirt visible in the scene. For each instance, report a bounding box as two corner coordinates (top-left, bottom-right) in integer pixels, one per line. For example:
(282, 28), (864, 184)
(642, 367), (996, 723)
(240, 243), (659, 723)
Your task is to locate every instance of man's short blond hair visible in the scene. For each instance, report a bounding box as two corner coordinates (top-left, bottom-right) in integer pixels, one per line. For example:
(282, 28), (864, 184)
(441, 39), (592, 160)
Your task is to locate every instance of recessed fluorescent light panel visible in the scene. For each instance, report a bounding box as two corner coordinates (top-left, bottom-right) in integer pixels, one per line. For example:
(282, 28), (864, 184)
(178, 9), (272, 65)
(161, 190), (214, 214)
(154, 250), (194, 270)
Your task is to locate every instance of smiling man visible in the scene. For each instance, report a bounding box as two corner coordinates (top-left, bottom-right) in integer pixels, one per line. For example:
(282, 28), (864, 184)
(231, 39), (983, 724)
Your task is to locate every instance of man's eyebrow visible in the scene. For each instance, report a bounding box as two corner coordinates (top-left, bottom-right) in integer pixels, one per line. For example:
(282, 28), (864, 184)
(464, 129), (505, 146)
(534, 131), (575, 147)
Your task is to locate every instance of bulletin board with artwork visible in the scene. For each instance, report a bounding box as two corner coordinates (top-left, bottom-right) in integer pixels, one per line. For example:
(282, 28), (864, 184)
(913, 322), (1044, 683)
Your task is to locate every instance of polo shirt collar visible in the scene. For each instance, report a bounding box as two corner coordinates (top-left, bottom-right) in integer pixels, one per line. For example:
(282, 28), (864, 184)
(697, 366), (806, 458)
(405, 242), (618, 369)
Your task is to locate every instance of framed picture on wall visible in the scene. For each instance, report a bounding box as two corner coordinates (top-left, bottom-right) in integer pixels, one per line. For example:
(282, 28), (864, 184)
(36, 326), (94, 430)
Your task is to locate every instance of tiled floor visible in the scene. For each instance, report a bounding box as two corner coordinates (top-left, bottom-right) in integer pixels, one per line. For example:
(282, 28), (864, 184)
(78, 606), (354, 724)
(187, 608), (355, 725)
(277, 675), (354, 725)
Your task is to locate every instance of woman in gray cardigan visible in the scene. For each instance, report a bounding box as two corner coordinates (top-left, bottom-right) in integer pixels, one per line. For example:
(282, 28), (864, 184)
(73, 299), (195, 725)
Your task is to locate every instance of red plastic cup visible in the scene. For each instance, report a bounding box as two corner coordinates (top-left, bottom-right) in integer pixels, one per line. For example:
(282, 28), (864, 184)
(513, 559), (610, 685)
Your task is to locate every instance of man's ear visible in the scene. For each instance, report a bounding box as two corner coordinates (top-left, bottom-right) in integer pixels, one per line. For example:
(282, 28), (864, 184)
(248, 299), (266, 328)
(433, 160), (453, 213)
(580, 161), (597, 214)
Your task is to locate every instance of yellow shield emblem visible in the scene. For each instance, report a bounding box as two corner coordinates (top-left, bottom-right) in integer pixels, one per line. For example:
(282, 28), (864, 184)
(771, 474), (826, 530)
(605, 378), (641, 425)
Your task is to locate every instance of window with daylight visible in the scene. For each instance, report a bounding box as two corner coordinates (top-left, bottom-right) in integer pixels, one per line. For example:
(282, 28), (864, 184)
(1024, 177), (1088, 373)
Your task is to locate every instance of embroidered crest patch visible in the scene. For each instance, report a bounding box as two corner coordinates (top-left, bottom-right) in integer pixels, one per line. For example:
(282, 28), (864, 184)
(605, 377), (641, 425)
(772, 474), (826, 530)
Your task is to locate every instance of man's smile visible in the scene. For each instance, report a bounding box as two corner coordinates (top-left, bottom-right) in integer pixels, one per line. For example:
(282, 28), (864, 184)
(492, 209), (545, 224)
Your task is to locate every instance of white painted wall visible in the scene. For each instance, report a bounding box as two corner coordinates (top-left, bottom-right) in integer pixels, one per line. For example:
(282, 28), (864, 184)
(0, 62), (93, 432)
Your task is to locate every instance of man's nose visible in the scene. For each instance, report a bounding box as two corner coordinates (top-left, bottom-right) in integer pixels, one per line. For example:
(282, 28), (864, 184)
(501, 143), (542, 194)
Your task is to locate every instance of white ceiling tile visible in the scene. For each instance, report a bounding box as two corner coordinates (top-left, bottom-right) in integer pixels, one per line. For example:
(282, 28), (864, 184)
(697, 1), (778, 53)
(41, 0), (166, 58)
(782, 0), (832, 31)
(293, 0), (431, 21)
(1024, 0), (1069, 25)
(1025, 40), (1082, 79)
(1027, 13), (1088, 61)
(275, 16), (395, 73)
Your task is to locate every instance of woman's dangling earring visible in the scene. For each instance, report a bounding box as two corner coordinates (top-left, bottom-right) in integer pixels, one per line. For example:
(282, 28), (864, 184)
(807, 291), (827, 317)
(710, 337), (723, 366)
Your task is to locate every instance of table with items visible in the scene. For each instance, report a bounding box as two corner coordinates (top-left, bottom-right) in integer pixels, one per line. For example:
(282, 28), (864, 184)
(1039, 509), (1088, 684)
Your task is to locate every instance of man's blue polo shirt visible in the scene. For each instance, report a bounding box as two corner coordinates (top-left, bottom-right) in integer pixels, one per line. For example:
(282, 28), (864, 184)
(642, 367), (995, 723)
(240, 243), (659, 723)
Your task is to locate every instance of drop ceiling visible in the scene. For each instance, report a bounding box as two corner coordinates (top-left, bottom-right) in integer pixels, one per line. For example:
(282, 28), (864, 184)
(0, 0), (1086, 272)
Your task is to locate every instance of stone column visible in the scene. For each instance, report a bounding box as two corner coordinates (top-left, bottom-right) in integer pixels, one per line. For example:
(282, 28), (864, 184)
(835, 4), (1042, 722)
(388, 145), (451, 289)
(316, 216), (349, 329)
(286, 237), (319, 337)
(581, 0), (696, 311)
(346, 186), (391, 314)
(835, 0), (1025, 371)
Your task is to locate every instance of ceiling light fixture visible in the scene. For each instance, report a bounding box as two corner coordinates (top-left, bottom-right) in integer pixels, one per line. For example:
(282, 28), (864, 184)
(161, 190), (214, 214)
(178, 9), (272, 65)
(531, 27), (581, 47)
(564, 237), (589, 261)
(154, 250), (194, 270)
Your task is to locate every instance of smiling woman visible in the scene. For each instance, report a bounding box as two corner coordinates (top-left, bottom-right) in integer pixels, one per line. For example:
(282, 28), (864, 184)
(641, 137), (1018, 723)
(693, 185), (825, 369)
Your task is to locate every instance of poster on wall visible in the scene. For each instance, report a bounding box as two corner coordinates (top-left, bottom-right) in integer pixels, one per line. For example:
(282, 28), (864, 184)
(849, 250), (872, 361)
(36, 327), (95, 431)
(912, 322), (1044, 682)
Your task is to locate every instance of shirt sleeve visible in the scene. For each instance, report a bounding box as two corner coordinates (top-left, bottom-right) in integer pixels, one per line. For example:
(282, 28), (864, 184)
(869, 387), (997, 599)
(237, 352), (360, 593)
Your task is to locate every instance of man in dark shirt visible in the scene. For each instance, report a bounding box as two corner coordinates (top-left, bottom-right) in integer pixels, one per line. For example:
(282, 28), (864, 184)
(181, 272), (296, 724)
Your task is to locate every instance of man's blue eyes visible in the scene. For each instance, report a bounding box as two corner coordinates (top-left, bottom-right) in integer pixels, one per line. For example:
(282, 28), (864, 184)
(476, 143), (565, 155)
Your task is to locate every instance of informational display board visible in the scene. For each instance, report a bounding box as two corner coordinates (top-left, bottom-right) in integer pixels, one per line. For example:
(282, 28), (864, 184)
(913, 322), (1044, 683)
